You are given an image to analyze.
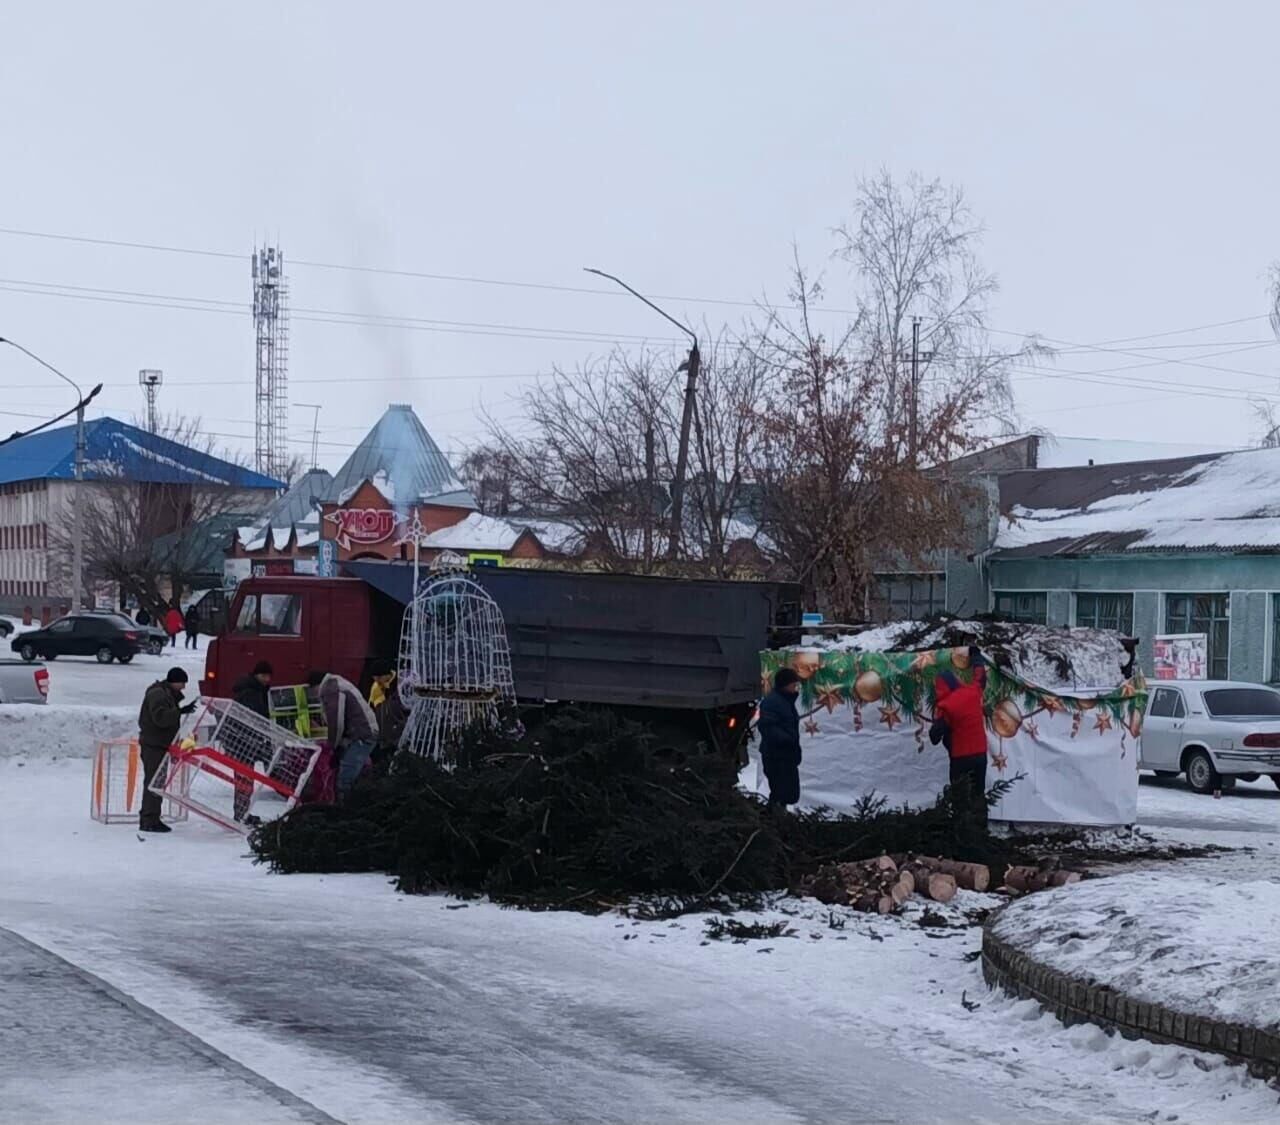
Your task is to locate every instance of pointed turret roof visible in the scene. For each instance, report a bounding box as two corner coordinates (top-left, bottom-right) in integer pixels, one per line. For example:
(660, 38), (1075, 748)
(327, 404), (475, 509)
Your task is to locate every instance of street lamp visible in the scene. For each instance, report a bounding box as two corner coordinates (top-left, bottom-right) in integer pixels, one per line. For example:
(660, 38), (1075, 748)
(0, 338), (101, 610)
(583, 268), (700, 560)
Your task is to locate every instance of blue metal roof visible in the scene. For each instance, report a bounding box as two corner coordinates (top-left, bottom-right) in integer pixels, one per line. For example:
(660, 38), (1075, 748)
(0, 416), (283, 489)
(327, 404), (476, 508)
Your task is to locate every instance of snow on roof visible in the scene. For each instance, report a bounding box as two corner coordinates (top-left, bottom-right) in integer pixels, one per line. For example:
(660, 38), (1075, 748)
(510, 519), (582, 553)
(295, 526), (319, 548)
(1034, 435), (1238, 469)
(423, 513), (534, 552)
(328, 404), (475, 509)
(0, 416), (281, 489)
(270, 526), (293, 551)
(995, 446), (1280, 556)
(789, 619), (1133, 695)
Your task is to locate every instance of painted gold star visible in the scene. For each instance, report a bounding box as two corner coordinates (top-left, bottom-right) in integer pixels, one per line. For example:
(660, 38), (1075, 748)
(1042, 695), (1065, 715)
(878, 705), (902, 731)
(1093, 712), (1113, 734)
(815, 684), (844, 714)
(990, 749), (1009, 772)
(1120, 680), (1137, 699)
(803, 718), (821, 736)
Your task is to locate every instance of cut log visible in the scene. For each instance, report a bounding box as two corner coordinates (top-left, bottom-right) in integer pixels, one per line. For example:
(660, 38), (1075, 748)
(923, 873), (957, 904)
(1050, 871), (1083, 887)
(916, 856), (991, 893)
(890, 880), (913, 906)
(1002, 866), (1053, 894)
(876, 895), (896, 915)
(870, 855), (898, 874)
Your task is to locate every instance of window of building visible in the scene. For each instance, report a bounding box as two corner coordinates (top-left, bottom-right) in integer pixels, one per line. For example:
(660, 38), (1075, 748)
(993, 591), (1048, 624)
(1075, 592), (1134, 635)
(869, 573), (946, 622)
(1165, 594), (1229, 680)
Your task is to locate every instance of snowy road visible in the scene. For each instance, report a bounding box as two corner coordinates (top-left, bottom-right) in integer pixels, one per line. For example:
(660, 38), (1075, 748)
(3, 761), (1279, 1123)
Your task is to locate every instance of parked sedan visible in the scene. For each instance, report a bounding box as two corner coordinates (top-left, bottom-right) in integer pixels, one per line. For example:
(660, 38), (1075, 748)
(87, 610), (168, 655)
(11, 614), (143, 664)
(1140, 680), (1280, 793)
(0, 619), (13, 640)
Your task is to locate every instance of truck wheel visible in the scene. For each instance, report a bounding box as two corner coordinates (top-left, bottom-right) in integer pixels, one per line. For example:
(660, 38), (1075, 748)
(1185, 750), (1220, 794)
(96, 646), (115, 664)
(19, 643), (36, 662)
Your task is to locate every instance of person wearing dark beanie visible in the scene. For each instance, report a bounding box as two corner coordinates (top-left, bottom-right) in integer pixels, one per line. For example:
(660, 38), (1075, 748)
(758, 666), (803, 809)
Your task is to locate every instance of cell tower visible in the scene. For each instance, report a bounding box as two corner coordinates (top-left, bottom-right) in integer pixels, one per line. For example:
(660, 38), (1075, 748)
(251, 245), (289, 479)
(138, 369), (162, 432)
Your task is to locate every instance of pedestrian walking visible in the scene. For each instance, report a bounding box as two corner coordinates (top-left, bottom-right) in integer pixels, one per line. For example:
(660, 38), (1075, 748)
(757, 667), (803, 809)
(183, 603), (200, 650)
(308, 669), (378, 801)
(931, 645), (990, 825)
(164, 604), (183, 648)
(137, 667), (195, 832)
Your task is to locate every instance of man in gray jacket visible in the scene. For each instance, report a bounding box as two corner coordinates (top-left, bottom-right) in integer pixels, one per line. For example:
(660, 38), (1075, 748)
(137, 667), (195, 832)
(307, 670), (378, 800)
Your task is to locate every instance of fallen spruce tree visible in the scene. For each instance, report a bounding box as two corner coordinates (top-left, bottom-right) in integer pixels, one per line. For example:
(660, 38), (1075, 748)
(251, 708), (1032, 913)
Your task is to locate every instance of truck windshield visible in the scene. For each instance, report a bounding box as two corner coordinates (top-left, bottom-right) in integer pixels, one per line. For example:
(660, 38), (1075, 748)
(1203, 688), (1280, 717)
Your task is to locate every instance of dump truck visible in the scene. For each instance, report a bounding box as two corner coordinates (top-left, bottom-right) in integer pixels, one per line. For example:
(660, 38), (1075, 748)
(200, 564), (802, 754)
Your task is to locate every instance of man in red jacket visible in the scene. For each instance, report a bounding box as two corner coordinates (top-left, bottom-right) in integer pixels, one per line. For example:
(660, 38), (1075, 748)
(930, 647), (990, 822)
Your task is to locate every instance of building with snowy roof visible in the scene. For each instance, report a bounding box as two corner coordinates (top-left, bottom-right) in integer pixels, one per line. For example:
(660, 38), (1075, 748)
(978, 445), (1280, 683)
(0, 416), (281, 617)
(227, 404), (552, 584)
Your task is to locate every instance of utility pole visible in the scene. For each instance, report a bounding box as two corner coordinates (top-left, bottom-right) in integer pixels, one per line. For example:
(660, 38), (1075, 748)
(643, 425), (655, 571)
(909, 316), (920, 466)
(295, 402), (322, 470)
(0, 338), (101, 610)
(583, 267), (699, 560)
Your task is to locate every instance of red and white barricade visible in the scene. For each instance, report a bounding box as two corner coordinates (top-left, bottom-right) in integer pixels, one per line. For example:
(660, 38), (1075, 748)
(90, 738), (187, 825)
(149, 698), (322, 835)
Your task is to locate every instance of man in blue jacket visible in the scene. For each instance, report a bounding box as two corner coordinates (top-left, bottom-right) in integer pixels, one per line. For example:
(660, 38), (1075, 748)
(758, 667), (803, 809)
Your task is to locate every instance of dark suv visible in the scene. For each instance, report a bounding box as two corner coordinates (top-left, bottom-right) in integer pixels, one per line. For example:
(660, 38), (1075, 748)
(12, 614), (143, 664)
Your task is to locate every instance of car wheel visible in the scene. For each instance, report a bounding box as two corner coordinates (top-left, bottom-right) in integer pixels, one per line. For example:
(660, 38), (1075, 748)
(1185, 749), (1220, 794)
(1153, 770), (1179, 779)
(95, 646), (115, 664)
(19, 643), (37, 662)
(117, 653), (134, 664)
(148, 640), (163, 656)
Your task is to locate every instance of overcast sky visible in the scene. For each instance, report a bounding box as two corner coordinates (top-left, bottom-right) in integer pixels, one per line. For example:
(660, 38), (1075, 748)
(3, 1), (1279, 474)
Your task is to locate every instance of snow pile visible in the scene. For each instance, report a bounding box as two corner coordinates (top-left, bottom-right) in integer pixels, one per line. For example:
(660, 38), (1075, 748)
(992, 871), (1280, 1033)
(0, 705), (135, 760)
(999, 444), (1280, 552)
(801, 619), (1133, 695)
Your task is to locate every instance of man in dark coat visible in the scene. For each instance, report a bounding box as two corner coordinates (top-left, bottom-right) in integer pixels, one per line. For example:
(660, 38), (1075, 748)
(308, 670), (378, 800)
(183, 604), (201, 650)
(229, 661), (273, 822)
(757, 667), (803, 809)
(232, 661), (273, 719)
(137, 667), (194, 832)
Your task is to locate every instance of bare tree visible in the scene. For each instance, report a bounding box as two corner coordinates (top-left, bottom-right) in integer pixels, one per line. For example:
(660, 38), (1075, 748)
(754, 171), (1034, 617)
(476, 335), (770, 575)
(51, 415), (268, 613)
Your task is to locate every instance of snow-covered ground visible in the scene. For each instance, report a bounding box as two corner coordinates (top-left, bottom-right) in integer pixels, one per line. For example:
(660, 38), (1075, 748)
(0, 619), (208, 759)
(3, 751), (1279, 1122)
(992, 870), (1280, 1035)
(4, 635), (1280, 1122)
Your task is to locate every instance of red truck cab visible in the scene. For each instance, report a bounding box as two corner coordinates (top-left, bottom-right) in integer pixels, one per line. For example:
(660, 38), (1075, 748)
(202, 578), (376, 697)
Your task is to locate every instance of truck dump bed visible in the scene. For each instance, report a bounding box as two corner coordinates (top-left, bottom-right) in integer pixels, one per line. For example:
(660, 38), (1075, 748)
(344, 562), (801, 710)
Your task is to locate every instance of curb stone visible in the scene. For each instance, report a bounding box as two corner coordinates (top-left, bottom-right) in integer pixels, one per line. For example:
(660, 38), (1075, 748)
(981, 911), (1278, 1082)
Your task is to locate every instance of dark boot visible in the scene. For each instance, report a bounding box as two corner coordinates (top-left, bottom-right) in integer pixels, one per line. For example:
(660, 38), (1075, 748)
(139, 821), (172, 833)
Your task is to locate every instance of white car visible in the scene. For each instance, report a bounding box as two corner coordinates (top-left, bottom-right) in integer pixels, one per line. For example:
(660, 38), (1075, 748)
(1140, 680), (1280, 793)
